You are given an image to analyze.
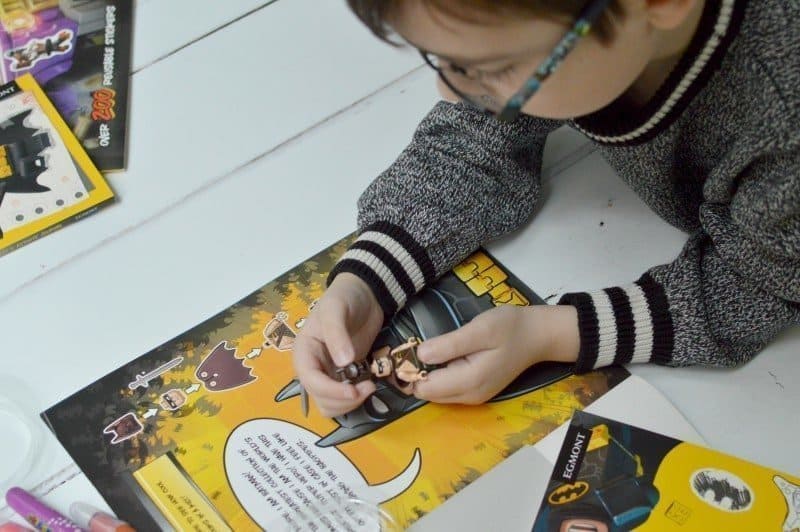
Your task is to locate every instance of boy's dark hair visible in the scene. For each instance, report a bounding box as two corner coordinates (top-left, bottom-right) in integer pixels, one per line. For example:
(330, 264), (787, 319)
(347, 0), (623, 45)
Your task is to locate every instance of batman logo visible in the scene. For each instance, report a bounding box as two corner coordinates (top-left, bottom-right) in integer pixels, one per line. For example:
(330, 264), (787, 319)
(548, 481), (590, 505)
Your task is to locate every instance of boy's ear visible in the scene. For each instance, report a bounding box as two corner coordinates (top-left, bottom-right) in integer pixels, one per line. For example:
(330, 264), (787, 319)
(644, 0), (698, 30)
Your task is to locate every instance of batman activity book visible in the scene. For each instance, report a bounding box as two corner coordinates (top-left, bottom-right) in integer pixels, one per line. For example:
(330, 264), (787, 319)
(532, 411), (800, 532)
(42, 236), (630, 531)
(0, 73), (112, 256)
(0, 0), (133, 171)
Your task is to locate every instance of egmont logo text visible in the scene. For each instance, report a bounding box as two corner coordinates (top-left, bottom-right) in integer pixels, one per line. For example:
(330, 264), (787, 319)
(560, 429), (589, 481)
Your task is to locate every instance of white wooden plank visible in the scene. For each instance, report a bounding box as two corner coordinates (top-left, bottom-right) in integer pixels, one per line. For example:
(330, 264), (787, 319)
(631, 332), (800, 476)
(0, 0), (422, 300)
(132, 0), (275, 70)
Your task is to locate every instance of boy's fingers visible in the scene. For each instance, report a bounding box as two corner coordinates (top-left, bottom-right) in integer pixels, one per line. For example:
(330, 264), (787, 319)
(413, 358), (482, 402)
(354, 379), (377, 398)
(293, 334), (377, 415)
(293, 337), (357, 401)
(417, 320), (489, 364)
(299, 365), (358, 401)
(313, 380), (376, 418)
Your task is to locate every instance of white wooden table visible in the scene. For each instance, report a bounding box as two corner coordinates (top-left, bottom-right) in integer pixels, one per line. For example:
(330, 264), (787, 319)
(0, 1), (797, 529)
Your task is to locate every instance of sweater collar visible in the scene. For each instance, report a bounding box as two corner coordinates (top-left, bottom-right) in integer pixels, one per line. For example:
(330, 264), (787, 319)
(572, 0), (748, 145)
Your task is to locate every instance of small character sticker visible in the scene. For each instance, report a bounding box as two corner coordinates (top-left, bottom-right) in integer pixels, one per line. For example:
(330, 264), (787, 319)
(103, 412), (143, 445)
(262, 311), (296, 351)
(159, 389), (187, 411)
(195, 341), (257, 392)
(5, 30), (74, 72)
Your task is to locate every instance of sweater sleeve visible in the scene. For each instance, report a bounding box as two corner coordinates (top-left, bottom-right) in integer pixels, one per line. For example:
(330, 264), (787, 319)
(329, 101), (562, 317)
(559, 140), (800, 372)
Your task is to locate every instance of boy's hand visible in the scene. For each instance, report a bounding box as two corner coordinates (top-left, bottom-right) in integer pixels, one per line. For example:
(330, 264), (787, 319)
(293, 273), (384, 417)
(413, 305), (579, 405)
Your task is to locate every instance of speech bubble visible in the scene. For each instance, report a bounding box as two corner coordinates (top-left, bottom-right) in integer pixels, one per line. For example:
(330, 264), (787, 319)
(225, 419), (420, 531)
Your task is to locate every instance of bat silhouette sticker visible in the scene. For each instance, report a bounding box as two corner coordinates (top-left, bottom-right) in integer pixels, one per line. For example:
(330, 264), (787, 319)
(195, 341), (257, 392)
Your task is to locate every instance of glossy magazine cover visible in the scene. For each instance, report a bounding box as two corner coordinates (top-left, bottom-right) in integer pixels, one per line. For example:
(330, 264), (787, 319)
(532, 410), (800, 532)
(0, 0), (133, 170)
(0, 73), (113, 255)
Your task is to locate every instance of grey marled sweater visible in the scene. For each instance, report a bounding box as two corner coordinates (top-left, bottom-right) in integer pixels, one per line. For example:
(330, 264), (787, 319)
(330, 0), (800, 372)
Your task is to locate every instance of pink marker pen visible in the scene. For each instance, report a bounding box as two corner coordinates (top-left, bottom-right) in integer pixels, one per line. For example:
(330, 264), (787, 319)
(0, 523), (33, 532)
(5, 488), (84, 532)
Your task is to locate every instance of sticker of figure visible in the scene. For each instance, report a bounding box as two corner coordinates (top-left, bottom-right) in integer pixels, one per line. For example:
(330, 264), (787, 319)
(102, 412), (143, 445)
(159, 389), (187, 411)
(5, 30), (74, 73)
(262, 311), (296, 351)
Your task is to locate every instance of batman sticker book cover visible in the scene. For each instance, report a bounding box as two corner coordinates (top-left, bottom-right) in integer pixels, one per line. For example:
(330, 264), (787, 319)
(43, 237), (629, 531)
(0, 74), (113, 256)
(532, 411), (800, 532)
(0, 1), (134, 171)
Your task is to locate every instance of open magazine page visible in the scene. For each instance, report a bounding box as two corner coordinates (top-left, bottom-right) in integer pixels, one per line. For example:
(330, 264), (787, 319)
(42, 236), (630, 531)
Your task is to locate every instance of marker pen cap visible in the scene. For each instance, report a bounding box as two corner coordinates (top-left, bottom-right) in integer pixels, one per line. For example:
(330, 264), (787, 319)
(69, 503), (134, 532)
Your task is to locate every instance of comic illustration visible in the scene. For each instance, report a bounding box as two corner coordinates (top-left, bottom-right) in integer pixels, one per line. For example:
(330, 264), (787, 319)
(43, 237), (629, 531)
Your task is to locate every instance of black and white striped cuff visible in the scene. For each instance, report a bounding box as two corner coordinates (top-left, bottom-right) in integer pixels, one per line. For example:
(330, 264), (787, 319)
(329, 222), (436, 317)
(558, 273), (674, 373)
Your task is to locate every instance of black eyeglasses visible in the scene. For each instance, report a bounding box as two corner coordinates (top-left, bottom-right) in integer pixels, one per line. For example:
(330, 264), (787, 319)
(420, 0), (610, 122)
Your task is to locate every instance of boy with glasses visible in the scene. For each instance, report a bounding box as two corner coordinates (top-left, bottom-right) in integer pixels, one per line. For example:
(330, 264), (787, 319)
(293, 0), (799, 417)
